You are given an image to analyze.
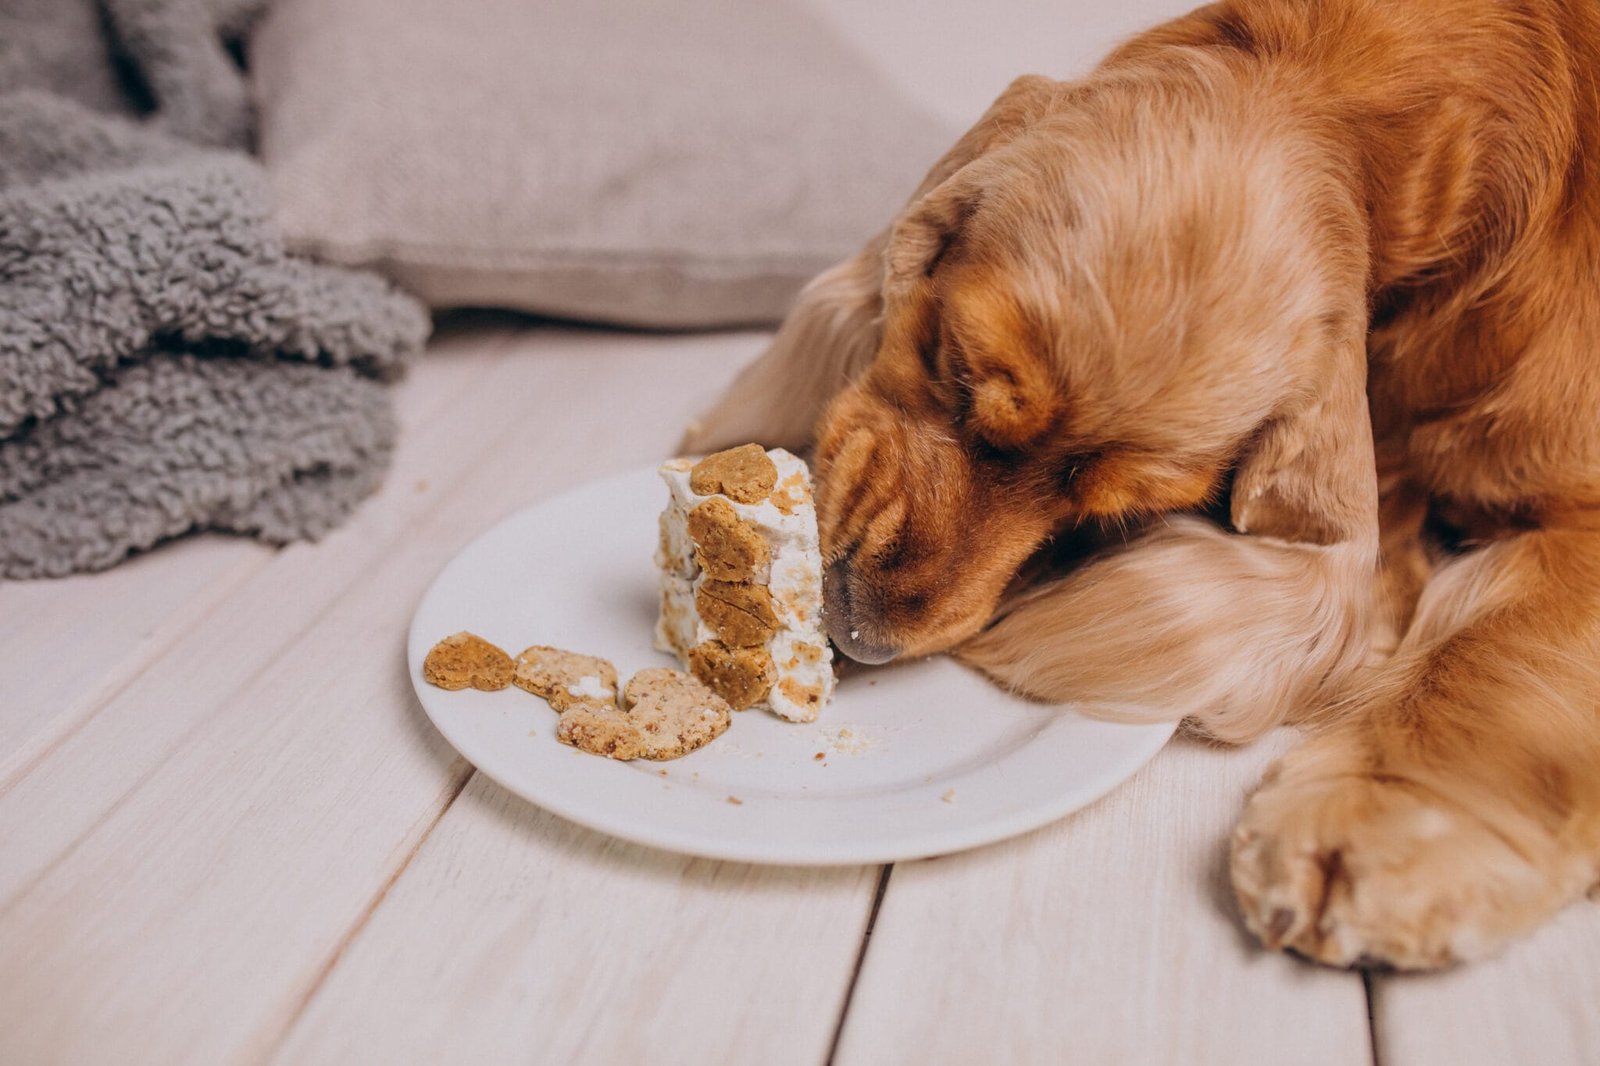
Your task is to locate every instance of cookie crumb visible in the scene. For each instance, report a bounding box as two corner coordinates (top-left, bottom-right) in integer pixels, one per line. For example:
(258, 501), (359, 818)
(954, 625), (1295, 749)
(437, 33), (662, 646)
(814, 751), (825, 761)
(942, 788), (957, 804)
(726, 796), (744, 806)
(822, 726), (876, 755)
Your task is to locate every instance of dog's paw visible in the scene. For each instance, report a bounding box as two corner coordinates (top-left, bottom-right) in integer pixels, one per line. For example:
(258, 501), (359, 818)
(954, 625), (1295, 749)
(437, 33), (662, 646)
(1230, 760), (1564, 970)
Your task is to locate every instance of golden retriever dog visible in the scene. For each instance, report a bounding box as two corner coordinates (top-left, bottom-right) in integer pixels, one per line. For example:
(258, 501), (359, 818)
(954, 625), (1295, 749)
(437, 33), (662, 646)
(686, 0), (1600, 968)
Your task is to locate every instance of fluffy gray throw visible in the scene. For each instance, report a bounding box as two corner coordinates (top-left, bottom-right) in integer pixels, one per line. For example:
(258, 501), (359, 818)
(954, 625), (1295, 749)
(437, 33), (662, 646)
(0, 0), (429, 578)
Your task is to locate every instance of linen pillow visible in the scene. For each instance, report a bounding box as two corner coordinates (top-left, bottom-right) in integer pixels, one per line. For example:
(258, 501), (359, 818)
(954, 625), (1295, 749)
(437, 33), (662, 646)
(250, 0), (955, 328)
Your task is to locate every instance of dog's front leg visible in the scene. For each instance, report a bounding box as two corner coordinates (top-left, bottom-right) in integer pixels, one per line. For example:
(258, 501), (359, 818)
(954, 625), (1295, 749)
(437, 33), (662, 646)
(1229, 520), (1600, 968)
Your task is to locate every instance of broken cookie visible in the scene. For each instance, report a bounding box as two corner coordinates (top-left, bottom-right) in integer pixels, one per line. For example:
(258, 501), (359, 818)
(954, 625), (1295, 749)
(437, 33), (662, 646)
(512, 645), (619, 711)
(622, 667), (732, 760)
(423, 632), (514, 691)
(552, 667), (730, 762)
(556, 703), (645, 760)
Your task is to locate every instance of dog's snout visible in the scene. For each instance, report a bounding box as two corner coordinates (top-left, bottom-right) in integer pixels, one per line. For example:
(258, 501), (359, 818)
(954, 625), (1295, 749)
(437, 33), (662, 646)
(823, 557), (900, 665)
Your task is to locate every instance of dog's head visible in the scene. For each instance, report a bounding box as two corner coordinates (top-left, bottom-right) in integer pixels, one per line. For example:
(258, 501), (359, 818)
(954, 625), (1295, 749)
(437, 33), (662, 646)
(816, 73), (1369, 663)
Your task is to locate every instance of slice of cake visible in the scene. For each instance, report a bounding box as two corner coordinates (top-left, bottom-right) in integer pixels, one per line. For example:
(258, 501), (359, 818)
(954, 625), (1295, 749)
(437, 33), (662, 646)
(654, 444), (834, 722)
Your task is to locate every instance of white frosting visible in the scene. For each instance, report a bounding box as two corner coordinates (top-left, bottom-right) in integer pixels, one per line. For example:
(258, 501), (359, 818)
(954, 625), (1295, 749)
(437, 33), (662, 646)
(566, 675), (610, 700)
(654, 448), (834, 723)
(653, 573), (713, 655)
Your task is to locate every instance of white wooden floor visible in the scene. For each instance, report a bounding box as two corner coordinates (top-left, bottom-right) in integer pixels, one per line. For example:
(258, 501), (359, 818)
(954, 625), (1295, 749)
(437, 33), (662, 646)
(2, 320), (1596, 1065)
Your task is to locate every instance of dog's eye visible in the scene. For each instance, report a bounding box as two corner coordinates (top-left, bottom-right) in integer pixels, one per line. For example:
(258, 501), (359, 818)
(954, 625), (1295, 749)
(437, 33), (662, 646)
(918, 319), (942, 377)
(923, 324), (972, 416)
(969, 436), (1018, 465)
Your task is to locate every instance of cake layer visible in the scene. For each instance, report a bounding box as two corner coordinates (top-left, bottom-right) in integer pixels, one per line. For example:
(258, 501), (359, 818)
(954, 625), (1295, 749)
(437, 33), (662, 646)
(653, 446), (833, 722)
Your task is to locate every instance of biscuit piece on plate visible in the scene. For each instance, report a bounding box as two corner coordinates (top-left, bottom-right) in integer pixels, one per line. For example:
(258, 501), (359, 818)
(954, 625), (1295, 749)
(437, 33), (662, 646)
(654, 444), (834, 721)
(513, 645), (619, 711)
(553, 667), (730, 761)
(555, 703), (645, 760)
(423, 632), (514, 691)
(622, 667), (732, 759)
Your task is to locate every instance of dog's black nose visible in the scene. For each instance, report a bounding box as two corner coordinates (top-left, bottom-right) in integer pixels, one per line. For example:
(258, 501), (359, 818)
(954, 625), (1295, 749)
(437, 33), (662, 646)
(823, 558), (899, 664)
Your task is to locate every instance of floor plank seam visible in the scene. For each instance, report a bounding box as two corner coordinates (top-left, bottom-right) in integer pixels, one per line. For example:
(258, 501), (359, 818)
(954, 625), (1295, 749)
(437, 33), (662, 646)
(824, 863), (895, 1066)
(1363, 968), (1382, 1066)
(254, 762), (477, 1065)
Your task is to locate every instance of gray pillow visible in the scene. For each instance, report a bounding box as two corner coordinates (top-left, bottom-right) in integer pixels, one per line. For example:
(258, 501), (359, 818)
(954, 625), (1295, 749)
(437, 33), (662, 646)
(250, 0), (955, 328)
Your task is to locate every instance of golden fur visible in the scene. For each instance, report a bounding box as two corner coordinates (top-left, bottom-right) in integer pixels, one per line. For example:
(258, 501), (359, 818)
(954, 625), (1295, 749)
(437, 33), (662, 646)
(684, 0), (1600, 969)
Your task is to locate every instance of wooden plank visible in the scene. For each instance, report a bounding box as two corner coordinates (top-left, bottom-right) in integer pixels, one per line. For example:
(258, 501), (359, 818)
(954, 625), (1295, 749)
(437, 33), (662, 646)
(0, 321), (514, 788)
(0, 328), (771, 1065)
(0, 537), (269, 785)
(271, 775), (879, 1066)
(0, 326), (758, 908)
(1373, 904), (1600, 1066)
(833, 731), (1372, 1066)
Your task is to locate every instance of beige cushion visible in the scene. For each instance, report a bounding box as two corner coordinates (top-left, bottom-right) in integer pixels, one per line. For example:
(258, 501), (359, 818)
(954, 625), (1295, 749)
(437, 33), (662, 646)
(250, 0), (953, 328)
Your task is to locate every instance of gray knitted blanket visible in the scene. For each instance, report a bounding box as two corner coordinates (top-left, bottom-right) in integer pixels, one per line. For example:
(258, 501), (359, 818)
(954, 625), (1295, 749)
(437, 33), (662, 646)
(0, 0), (430, 578)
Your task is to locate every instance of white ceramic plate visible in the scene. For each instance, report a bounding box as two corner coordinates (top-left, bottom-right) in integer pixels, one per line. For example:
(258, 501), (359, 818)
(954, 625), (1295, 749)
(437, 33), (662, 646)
(408, 466), (1175, 865)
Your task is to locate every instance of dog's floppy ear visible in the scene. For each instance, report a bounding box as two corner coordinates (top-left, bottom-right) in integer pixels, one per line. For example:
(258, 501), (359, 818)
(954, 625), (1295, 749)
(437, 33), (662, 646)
(680, 75), (1062, 454)
(1231, 322), (1379, 548)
